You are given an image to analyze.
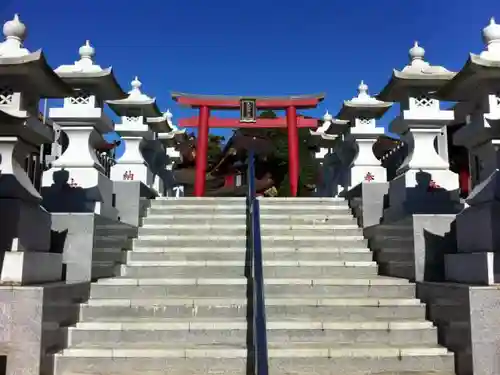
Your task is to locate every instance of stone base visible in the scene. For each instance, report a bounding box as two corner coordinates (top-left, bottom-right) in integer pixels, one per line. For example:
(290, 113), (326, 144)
(113, 181), (155, 227)
(51, 213), (137, 283)
(42, 168), (118, 220)
(0, 198), (51, 252)
(384, 170), (462, 223)
(445, 252), (500, 285)
(0, 282), (89, 375)
(0, 252), (62, 285)
(347, 182), (389, 228)
(456, 201), (500, 254)
(350, 165), (386, 189)
(417, 281), (500, 375)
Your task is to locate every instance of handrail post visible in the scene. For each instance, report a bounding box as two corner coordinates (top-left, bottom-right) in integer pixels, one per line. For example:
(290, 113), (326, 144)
(246, 150), (269, 375)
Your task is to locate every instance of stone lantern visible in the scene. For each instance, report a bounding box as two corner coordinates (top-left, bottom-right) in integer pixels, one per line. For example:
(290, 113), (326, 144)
(309, 111), (350, 196)
(0, 14), (73, 284)
(155, 109), (187, 197)
(437, 18), (500, 284)
(378, 41), (460, 222)
(41, 40), (127, 220)
(337, 80), (392, 188)
(107, 76), (164, 195)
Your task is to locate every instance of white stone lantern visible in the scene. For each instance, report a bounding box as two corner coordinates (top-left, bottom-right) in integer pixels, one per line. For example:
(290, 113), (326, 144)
(439, 17), (500, 188)
(155, 109), (187, 196)
(42, 40), (127, 220)
(437, 18), (500, 284)
(309, 111), (351, 196)
(337, 81), (393, 188)
(378, 41), (460, 220)
(107, 76), (163, 194)
(0, 14), (73, 284)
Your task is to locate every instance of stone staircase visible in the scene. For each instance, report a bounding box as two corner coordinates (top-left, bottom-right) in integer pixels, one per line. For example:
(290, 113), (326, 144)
(54, 197), (455, 375)
(258, 197), (454, 374)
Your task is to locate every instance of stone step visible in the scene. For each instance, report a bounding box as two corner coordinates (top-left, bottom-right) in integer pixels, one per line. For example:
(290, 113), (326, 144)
(364, 222), (414, 237)
(147, 207), (246, 215)
(142, 213), (356, 226)
(55, 345), (454, 375)
(79, 297), (427, 321)
(260, 206), (353, 214)
(132, 235), (367, 249)
(379, 262), (416, 280)
(93, 236), (130, 249)
(94, 225), (138, 238)
(93, 248), (127, 263)
(90, 278), (416, 299)
(151, 197), (246, 206)
(138, 223), (362, 236)
(120, 261), (379, 278)
(138, 225), (247, 236)
(148, 204), (350, 213)
(132, 236), (246, 248)
(67, 320), (438, 347)
(91, 262), (119, 280)
(375, 247), (415, 263)
(261, 237), (368, 248)
(258, 197), (347, 201)
(127, 247), (374, 262)
(370, 236), (414, 249)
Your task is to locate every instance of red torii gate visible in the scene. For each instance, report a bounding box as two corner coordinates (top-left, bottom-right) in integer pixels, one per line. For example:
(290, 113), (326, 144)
(172, 92), (325, 197)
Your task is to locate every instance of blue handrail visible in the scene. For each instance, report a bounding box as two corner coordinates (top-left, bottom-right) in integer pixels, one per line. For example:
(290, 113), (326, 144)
(246, 150), (269, 375)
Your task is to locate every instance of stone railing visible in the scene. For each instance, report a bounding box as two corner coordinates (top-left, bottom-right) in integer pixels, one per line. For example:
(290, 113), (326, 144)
(23, 147), (47, 193)
(379, 140), (408, 181)
(95, 151), (116, 178)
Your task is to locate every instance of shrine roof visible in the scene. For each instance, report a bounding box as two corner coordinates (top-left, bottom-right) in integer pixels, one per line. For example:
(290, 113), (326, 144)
(171, 92), (325, 109)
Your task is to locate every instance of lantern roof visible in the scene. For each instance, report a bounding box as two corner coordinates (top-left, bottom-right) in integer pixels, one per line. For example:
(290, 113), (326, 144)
(153, 109), (187, 138)
(108, 76), (162, 118)
(0, 14), (71, 98)
(437, 17), (500, 101)
(309, 110), (350, 143)
(337, 81), (392, 120)
(54, 40), (126, 100)
(378, 42), (455, 102)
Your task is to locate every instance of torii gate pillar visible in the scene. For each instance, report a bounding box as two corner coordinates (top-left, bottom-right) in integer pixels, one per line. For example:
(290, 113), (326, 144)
(286, 106), (299, 197)
(194, 105), (210, 196)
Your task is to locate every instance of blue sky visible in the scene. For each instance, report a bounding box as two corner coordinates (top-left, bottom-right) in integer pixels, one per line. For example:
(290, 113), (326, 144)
(1, 0), (498, 154)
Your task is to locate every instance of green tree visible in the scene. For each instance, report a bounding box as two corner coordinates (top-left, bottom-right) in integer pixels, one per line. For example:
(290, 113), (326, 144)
(207, 134), (225, 168)
(248, 110), (319, 196)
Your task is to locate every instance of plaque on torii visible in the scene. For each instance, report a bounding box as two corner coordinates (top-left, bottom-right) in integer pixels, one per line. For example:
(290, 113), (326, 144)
(171, 92), (325, 196)
(240, 98), (257, 123)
